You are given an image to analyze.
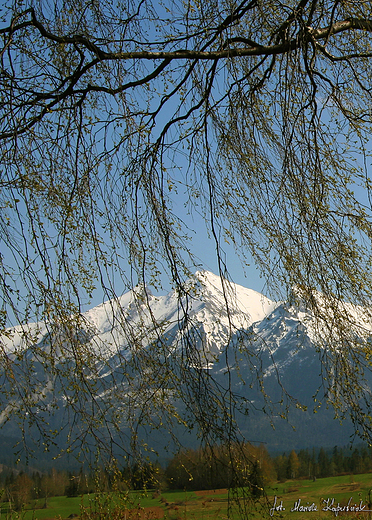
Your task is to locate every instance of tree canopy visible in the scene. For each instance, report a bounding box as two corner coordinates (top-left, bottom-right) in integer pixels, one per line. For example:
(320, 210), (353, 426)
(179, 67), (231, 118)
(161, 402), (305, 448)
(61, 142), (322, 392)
(2, 0), (372, 482)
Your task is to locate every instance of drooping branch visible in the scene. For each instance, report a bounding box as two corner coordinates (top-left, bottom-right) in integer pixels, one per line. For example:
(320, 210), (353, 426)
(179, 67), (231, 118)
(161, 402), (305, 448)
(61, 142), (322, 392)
(2, 4), (372, 144)
(3, 0), (372, 471)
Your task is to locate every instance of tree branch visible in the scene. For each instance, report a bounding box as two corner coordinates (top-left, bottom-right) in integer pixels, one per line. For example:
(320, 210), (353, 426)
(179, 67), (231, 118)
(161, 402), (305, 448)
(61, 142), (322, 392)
(308, 18), (372, 39)
(3, 9), (372, 63)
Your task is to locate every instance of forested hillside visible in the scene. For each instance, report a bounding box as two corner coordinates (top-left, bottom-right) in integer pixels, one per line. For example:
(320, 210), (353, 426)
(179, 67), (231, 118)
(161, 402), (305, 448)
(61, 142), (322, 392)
(0, 442), (371, 513)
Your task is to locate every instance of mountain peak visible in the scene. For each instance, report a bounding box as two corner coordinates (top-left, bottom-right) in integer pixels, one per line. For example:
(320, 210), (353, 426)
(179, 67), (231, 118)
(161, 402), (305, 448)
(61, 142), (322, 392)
(2, 269), (371, 456)
(191, 269), (278, 324)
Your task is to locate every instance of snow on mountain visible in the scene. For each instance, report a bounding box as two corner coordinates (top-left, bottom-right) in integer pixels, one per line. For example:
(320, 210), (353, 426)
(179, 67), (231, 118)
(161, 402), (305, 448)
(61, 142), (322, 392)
(2, 270), (372, 453)
(4, 270), (372, 368)
(88, 269), (275, 327)
(74, 269), (279, 362)
(0, 269), (278, 367)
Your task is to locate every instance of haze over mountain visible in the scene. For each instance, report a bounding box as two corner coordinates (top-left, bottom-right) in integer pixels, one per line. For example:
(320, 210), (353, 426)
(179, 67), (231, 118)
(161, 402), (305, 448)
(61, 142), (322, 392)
(1, 270), (370, 467)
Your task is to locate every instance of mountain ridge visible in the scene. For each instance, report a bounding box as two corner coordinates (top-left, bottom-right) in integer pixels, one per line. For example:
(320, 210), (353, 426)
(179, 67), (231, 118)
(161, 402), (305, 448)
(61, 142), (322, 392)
(0, 269), (371, 464)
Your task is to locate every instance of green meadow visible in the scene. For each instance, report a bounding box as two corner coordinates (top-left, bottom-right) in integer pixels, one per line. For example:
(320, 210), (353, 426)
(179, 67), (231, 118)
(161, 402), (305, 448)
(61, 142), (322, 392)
(4, 473), (372, 520)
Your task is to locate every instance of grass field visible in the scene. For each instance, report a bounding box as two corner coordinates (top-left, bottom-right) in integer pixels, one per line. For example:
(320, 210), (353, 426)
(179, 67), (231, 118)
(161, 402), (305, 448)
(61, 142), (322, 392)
(4, 473), (372, 520)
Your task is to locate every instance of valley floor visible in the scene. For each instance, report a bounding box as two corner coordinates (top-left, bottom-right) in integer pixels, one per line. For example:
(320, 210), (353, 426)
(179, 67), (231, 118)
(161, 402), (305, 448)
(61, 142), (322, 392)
(4, 472), (372, 520)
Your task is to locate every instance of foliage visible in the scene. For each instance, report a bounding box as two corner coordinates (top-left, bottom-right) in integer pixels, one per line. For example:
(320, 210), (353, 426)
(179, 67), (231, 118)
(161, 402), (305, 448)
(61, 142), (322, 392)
(1, 445), (372, 520)
(2, 0), (372, 510)
(123, 462), (165, 491)
(272, 444), (372, 481)
(165, 442), (275, 491)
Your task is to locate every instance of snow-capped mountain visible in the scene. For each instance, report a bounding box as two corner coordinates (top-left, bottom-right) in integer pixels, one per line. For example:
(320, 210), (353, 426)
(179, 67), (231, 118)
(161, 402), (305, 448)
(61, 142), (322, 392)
(2, 270), (275, 357)
(1, 270), (372, 465)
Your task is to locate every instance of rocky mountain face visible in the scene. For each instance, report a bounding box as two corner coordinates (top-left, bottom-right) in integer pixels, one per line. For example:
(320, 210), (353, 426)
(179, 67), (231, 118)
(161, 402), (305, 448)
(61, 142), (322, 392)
(1, 270), (371, 467)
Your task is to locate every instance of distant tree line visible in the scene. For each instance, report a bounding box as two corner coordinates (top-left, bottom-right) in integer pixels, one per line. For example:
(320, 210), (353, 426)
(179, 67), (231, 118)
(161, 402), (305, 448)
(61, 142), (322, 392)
(165, 443), (372, 490)
(0, 467), (95, 511)
(273, 445), (372, 481)
(1, 443), (372, 511)
(0, 463), (165, 511)
(165, 443), (276, 494)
